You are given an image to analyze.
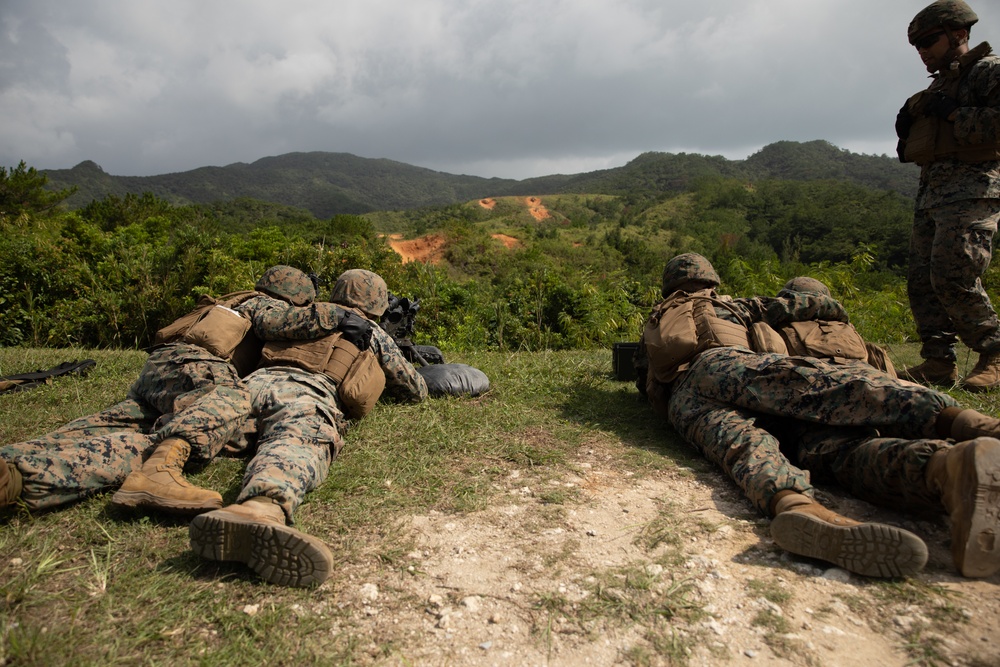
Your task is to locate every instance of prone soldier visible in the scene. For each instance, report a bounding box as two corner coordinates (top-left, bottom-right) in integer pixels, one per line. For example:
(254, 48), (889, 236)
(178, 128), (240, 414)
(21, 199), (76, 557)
(635, 253), (1000, 579)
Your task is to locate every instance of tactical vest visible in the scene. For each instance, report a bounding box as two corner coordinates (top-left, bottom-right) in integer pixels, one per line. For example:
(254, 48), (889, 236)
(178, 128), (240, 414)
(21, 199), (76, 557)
(258, 307), (386, 419)
(778, 320), (868, 362)
(903, 42), (1000, 165)
(643, 292), (751, 384)
(153, 291), (260, 367)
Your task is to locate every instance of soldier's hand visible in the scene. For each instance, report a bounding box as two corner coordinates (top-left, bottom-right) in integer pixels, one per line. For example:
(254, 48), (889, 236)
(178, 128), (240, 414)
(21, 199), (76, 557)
(923, 92), (959, 121)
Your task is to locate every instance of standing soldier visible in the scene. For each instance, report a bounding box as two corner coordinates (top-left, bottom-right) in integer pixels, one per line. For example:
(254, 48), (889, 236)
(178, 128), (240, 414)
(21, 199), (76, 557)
(895, 0), (1000, 390)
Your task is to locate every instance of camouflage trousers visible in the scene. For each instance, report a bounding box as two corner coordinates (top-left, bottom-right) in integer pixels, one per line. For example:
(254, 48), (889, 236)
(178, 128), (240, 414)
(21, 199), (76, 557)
(667, 348), (959, 516)
(229, 367), (347, 522)
(908, 199), (1000, 360)
(0, 344), (249, 511)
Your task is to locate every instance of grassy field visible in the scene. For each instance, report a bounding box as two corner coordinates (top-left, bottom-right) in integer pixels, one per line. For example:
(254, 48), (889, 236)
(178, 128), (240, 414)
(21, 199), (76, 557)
(0, 345), (998, 666)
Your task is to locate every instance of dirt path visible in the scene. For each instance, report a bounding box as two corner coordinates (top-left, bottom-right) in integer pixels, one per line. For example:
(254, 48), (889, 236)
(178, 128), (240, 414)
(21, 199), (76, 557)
(323, 443), (1000, 666)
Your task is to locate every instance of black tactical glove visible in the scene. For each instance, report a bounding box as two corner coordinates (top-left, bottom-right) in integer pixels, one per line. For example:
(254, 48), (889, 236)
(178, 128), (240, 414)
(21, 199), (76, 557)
(923, 92), (959, 119)
(337, 311), (373, 350)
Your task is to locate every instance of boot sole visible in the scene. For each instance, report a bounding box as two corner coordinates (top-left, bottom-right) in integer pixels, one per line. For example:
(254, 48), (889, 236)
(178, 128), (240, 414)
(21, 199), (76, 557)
(953, 439), (1000, 578)
(771, 512), (928, 578)
(189, 509), (334, 587)
(111, 489), (223, 515)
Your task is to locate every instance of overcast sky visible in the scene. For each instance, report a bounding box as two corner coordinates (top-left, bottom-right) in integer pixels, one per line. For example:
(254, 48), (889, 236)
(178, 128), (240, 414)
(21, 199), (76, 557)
(2, 0), (996, 180)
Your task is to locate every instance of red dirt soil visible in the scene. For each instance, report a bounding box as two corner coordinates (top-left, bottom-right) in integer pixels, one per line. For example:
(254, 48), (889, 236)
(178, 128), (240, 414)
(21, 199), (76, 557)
(385, 233), (522, 264)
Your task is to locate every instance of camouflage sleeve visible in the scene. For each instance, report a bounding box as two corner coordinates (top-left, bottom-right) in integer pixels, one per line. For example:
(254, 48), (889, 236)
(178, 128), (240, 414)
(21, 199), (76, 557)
(238, 295), (346, 341)
(954, 56), (1000, 146)
(371, 325), (428, 403)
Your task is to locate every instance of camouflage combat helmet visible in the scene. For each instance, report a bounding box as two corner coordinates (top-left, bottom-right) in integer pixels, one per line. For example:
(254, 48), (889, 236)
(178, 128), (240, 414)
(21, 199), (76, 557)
(661, 253), (720, 297)
(255, 265), (317, 306)
(908, 0), (978, 44)
(330, 269), (389, 319)
(778, 276), (831, 298)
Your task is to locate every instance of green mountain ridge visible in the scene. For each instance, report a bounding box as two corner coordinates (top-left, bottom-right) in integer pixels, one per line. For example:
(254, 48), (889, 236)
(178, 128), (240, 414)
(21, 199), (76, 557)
(42, 140), (919, 218)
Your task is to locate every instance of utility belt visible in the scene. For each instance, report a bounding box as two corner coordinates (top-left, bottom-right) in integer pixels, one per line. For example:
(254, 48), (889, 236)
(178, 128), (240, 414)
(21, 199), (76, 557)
(259, 309), (385, 419)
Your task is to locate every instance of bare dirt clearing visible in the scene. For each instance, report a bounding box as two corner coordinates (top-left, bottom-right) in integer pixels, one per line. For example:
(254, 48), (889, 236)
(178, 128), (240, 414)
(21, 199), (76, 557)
(386, 233), (448, 264)
(386, 232), (522, 263)
(323, 438), (999, 666)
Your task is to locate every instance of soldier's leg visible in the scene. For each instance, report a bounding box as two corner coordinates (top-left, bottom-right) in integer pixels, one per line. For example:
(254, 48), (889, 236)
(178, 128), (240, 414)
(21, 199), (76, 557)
(111, 383), (251, 515)
(928, 201), (1000, 355)
(799, 427), (1000, 578)
(925, 437), (1000, 578)
(667, 393), (811, 516)
(132, 345), (244, 456)
(2, 428), (157, 511)
(686, 349), (957, 439)
(234, 382), (341, 519)
(113, 347), (246, 514)
(30, 397), (157, 445)
(930, 201), (1000, 390)
(188, 370), (338, 587)
(795, 426), (945, 511)
(156, 384), (252, 464)
(907, 207), (959, 365)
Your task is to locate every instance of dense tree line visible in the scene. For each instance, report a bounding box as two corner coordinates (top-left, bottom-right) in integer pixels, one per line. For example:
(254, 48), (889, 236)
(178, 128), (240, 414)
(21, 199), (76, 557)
(7, 159), (992, 352)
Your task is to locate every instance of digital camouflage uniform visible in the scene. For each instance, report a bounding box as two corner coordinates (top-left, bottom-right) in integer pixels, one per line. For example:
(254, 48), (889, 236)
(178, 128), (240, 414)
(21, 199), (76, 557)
(899, 2), (1000, 376)
(0, 267), (344, 511)
(188, 269), (428, 587)
(209, 269), (427, 520)
(637, 291), (959, 517)
(0, 343), (246, 511)
(231, 321), (427, 520)
(636, 254), (1000, 578)
(659, 347), (957, 516)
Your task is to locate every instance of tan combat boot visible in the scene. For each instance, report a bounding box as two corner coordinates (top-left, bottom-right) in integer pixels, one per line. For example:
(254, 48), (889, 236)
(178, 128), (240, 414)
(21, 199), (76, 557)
(0, 461), (22, 508)
(111, 437), (222, 515)
(902, 358), (958, 385)
(961, 351), (1000, 392)
(937, 407), (1000, 441)
(925, 438), (1000, 578)
(769, 491), (928, 578)
(188, 497), (334, 587)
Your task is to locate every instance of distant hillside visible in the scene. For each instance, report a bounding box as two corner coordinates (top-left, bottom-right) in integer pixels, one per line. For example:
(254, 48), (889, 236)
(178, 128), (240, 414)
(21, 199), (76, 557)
(43, 141), (919, 217)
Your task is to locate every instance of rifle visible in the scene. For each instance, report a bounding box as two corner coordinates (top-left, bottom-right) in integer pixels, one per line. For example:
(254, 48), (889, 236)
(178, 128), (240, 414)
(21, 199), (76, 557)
(379, 293), (445, 367)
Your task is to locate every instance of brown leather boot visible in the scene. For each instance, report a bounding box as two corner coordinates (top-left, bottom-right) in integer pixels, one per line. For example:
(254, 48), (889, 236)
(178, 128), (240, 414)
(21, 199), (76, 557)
(961, 351), (1000, 392)
(940, 408), (1000, 441)
(111, 437), (222, 515)
(189, 497), (334, 587)
(769, 491), (928, 578)
(902, 358), (958, 385)
(925, 438), (1000, 578)
(0, 461), (22, 508)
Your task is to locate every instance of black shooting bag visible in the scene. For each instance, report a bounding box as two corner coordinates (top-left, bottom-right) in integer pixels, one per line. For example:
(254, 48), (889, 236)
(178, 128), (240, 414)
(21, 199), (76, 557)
(417, 363), (490, 397)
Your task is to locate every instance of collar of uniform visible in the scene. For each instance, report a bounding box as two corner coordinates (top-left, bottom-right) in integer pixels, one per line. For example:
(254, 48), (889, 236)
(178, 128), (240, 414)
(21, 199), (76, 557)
(938, 41), (993, 79)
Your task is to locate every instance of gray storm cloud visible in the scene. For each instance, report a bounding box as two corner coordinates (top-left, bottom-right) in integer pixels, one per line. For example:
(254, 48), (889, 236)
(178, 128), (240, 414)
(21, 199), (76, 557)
(1, 0), (991, 179)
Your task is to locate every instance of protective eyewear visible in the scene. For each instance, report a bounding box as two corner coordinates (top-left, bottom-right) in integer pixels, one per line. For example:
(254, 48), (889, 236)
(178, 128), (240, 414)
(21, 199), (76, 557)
(914, 31), (945, 50)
